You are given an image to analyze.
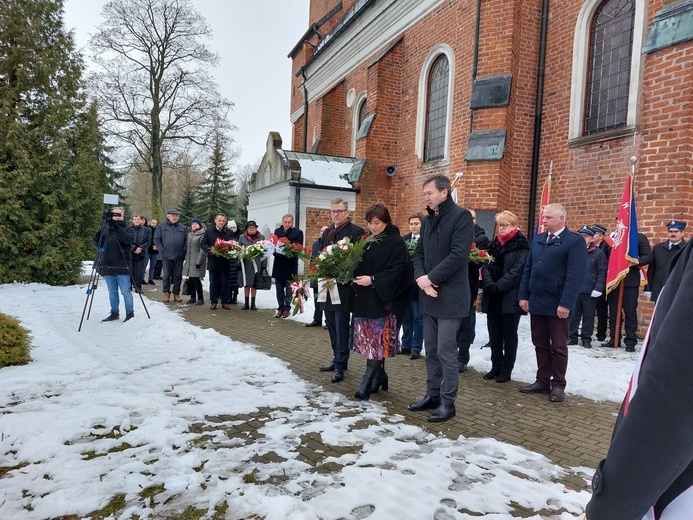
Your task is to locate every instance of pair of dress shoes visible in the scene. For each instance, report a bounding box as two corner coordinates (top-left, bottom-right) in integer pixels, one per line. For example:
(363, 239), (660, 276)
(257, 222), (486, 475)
(408, 395), (456, 422)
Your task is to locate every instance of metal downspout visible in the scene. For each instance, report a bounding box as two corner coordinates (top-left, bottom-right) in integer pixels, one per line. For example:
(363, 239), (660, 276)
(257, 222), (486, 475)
(470, 0), (482, 132)
(528, 0), (550, 232)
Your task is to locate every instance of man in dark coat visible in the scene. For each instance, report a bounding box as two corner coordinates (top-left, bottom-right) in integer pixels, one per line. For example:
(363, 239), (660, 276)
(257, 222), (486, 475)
(585, 239), (693, 520)
(200, 213), (234, 310)
(456, 209), (490, 372)
(305, 226), (328, 327)
(647, 220), (686, 303)
(130, 215), (150, 294)
(318, 198), (365, 383)
(409, 175), (474, 423)
(592, 224), (611, 341)
(272, 214), (304, 318)
(153, 209), (187, 303)
(604, 232), (652, 351)
(93, 207), (136, 322)
(568, 227), (607, 349)
(518, 203), (587, 403)
(401, 213), (425, 359)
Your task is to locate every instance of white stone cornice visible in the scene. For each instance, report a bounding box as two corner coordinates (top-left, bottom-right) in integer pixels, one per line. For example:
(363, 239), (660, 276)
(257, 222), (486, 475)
(303, 0), (444, 103)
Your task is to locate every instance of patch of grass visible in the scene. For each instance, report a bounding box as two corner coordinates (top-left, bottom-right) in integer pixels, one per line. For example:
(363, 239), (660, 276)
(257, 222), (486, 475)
(89, 493), (126, 519)
(107, 442), (133, 453)
(242, 472), (260, 484)
(212, 501), (229, 519)
(0, 462), (28, 478)
(81, 450), (103, 460)
(188, 434), (213, 449)
(139, 483), (165, 506)
(144, 458), (158, 465)
(169, 506), (207, 519)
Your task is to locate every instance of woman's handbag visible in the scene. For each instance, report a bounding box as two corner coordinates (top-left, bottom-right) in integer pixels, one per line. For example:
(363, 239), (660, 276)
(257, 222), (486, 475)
(181, 277), (190, 295)
(254, 268), (272, 290)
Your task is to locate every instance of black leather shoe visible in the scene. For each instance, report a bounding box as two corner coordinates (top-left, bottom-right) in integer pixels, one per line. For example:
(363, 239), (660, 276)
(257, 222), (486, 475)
(331, 369), (344, 383)
(582, 340), (592, 349)
(428, 402), (456, 422)
(101, 312), (120, 322)
(409, 351), (421, 360)
(457, 362), (467, 373)
(408, 395), (441, 411)
(625, 346), (636, 352)
(147, 280), (156, 285)
(601, 339), (622, 348)
(483, 368), (500, 380)
(400, 347), (412, 356)
(319, 363), (335, 372)
(519, 382), (551, 394)
(305, 321), (321, 327)
(568, 339), (578, 346)
(549, 387), (565, 402)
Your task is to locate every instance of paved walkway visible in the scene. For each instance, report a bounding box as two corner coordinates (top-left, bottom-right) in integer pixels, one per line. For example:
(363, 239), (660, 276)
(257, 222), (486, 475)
(147, 290), (619, 493)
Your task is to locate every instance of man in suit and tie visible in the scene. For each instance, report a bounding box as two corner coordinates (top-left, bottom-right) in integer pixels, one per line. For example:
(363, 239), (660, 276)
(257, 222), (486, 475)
(401, 213), (425, 359)
(518, 203), (587, 403)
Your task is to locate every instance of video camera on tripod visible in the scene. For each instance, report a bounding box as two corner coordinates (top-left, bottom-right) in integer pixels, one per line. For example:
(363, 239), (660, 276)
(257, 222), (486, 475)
(78, 194), (150, 331)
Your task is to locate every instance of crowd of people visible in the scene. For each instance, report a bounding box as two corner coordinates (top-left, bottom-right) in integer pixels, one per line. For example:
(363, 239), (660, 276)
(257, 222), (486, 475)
(92, 178), (690, 517)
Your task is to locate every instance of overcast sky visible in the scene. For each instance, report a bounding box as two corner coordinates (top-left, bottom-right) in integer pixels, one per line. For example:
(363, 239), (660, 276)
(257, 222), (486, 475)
(63, 0), (311, 167)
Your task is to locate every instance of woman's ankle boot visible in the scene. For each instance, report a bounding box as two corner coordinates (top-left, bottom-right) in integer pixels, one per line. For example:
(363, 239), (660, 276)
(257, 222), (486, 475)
(354, 361), (379, 401)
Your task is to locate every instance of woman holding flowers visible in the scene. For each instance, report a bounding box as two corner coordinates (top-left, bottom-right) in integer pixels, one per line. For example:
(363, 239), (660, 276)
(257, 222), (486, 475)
(238, 220), (266, 310)
(480, 210), (530, 382)
(350, 203), (413, 400)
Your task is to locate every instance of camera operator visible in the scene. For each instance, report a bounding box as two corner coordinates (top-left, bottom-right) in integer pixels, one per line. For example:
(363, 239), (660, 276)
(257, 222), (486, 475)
(93, 207), (136, 322)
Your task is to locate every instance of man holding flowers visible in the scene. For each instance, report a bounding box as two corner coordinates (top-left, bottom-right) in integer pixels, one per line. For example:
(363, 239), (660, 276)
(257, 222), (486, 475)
(201, 214), (234, 310)
(272, 214), (304, 318)
(409, 175), (474, 422)
(318, 198), (364, 383)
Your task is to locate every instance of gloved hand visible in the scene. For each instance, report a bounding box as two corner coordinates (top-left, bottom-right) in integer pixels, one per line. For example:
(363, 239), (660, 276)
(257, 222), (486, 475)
(486, 284), (501, 296)
(590, 290), (602, 298)
(195, 264), (200, 269)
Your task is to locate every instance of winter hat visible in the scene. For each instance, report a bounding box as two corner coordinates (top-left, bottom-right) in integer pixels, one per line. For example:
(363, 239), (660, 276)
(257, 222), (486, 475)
(246, 220), (258, 228)
(228, 220), (237, 229)
(167, 209), (180, 215)
(191, 217), (203, 228)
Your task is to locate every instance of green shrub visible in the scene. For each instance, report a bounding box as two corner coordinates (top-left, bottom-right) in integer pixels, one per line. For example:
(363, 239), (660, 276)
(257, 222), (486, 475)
(0, 313), (31, 368)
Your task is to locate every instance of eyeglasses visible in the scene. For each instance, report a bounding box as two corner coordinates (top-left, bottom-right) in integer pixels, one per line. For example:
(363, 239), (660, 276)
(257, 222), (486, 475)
(330, 209), (346, 215)
(111, 212), (122, 217)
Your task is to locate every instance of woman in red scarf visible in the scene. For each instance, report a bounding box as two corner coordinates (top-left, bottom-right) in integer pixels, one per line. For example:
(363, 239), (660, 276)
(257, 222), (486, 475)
(480, 211), (530, 382)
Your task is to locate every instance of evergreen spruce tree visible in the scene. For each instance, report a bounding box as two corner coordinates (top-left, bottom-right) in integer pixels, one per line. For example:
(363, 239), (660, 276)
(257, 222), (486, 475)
(0, 0), (108, 284)
(196, 129), (235, 224)
(178, 182), (198, 228)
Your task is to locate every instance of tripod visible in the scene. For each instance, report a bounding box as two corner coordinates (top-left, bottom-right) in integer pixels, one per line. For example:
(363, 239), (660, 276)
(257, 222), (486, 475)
(78, 211), (150, 331)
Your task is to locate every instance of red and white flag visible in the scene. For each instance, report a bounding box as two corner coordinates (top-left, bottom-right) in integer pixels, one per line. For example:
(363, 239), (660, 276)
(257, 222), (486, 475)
(606, 173), (640, 294)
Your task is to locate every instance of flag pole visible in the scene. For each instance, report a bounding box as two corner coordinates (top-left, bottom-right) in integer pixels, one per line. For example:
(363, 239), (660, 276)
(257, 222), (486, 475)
(611, 155), (638, 348)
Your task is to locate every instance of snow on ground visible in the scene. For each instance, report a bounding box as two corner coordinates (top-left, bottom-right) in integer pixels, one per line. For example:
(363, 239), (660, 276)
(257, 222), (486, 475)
(0, 272), (639, 519)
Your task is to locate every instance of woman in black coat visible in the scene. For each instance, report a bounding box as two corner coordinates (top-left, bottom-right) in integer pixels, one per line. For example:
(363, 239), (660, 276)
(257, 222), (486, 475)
(480, 211), (530, 383)
(350, 203), (413, 401)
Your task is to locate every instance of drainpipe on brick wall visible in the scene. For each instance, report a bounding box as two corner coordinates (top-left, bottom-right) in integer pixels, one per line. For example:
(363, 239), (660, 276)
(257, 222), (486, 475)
(469, 0), (482, 132)
(527, 0), (550, 233)
(296, 68), (310, 226)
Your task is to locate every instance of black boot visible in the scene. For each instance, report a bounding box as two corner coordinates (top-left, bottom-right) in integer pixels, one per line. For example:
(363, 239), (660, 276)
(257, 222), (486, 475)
(250, 297), (257, 310)
(354, 361), (379, 401)
(483, 366), (500, 380)
(230, 289), (238, 304)
(101, 312), (120, 322)
(370, 360), (389, 393)
(242, 297), (250, 310)
(123, 311), (135, 322)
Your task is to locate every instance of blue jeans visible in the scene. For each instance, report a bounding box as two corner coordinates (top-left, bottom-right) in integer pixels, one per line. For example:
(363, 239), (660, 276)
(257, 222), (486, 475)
(104, 274), (134, 313)
(147, 253), (159, 282)
(401, 299), (423, 352)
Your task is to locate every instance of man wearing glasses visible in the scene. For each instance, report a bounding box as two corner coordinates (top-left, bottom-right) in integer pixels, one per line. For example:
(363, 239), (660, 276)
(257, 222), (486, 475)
(93, 207), (136, 322)
(318, 198), (364, 382)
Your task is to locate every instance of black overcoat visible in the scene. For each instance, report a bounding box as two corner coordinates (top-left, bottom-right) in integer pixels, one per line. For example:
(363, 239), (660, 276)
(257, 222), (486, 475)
(412, 197), (474, 319)
(647, 238), (686, 301)
(200, 226), (234, 271)
(93, 220), (134, 276)
(349, 224), (413, 323)
(481, 230), (529, 315)
(319, 220), (365, 311)
(271, 226), (304, 280)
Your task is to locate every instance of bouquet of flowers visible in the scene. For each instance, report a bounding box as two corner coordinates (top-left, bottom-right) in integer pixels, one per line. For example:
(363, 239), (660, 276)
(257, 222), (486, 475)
(469, 243), (494, 264)
(274, 236), (310, 260)
(306, 234), (379, 287)
(407, 238), (419, 256)
(241, 241), (272, 261)
(290, 279), (311, 315)
(210, 238), (242, 259)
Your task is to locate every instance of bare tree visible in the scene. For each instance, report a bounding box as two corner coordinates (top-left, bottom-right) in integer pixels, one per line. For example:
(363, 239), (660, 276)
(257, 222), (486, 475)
(89, 0), (232, 219)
